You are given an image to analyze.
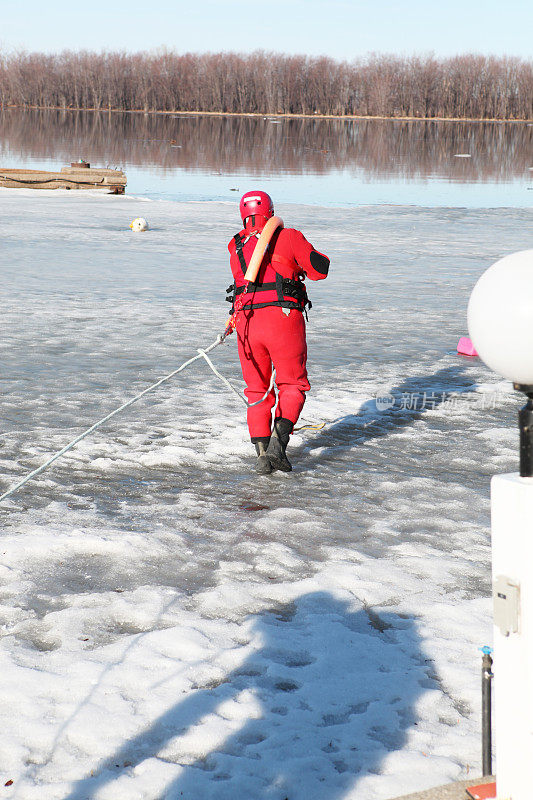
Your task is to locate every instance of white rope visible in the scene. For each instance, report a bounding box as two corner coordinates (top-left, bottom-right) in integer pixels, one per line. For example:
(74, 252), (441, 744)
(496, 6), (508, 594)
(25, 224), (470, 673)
(197, 348), (275, 408)
(0, 333), (275, 505)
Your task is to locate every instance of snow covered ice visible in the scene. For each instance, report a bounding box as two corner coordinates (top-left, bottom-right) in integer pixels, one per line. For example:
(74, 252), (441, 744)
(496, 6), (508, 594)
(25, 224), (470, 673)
(0, 190), (531, 799)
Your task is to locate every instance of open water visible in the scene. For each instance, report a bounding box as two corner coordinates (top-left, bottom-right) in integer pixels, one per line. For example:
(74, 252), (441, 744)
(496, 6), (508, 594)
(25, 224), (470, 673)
(0, 108), (531, 206)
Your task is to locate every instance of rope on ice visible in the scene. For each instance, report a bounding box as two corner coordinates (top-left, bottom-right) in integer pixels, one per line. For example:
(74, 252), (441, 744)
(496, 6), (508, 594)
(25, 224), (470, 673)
(196, 347), (275, 409)
(0, 334), (275, 505)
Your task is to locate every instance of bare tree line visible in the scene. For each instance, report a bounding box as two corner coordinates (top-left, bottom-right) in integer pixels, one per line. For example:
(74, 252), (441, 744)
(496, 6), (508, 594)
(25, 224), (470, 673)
(0, 51), (531, 120)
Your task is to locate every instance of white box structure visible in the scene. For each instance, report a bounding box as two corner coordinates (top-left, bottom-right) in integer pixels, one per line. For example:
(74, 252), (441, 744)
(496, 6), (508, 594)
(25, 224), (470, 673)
(491, 473), (533, 799)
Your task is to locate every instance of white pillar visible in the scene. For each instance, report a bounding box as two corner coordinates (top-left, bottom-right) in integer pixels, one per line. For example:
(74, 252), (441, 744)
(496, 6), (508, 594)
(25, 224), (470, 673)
(491, 473), (533, 799)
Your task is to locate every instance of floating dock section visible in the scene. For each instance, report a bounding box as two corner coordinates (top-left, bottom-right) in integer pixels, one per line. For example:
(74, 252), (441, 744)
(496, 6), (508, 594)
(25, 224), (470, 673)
(0, 164), (126, 193)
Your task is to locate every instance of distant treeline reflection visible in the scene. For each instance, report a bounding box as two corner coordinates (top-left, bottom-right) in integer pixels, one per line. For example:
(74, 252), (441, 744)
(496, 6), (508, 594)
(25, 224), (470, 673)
(0, 51), (532, 120)
(0, 110), (531, 182)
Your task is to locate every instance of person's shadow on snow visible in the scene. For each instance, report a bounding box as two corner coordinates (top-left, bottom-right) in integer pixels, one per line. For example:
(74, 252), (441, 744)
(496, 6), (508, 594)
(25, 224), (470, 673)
(298, 365), (475, 468)
(62, 592), (431, 800)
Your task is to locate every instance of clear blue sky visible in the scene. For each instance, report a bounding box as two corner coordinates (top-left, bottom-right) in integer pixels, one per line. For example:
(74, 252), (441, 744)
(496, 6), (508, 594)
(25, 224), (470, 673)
(1, 0), (532, 59)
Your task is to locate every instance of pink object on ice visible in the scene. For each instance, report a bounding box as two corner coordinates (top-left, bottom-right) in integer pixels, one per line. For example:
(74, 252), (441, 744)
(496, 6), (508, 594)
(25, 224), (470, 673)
(457, 336), (478, 357)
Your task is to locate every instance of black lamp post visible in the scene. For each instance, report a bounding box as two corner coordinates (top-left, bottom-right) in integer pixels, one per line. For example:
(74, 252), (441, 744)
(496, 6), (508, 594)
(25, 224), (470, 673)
(514, 384), (533, 478)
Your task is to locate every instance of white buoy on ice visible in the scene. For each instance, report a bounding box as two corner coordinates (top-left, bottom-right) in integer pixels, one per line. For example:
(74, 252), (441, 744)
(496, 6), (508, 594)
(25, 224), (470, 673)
(129, 217), (149, 232)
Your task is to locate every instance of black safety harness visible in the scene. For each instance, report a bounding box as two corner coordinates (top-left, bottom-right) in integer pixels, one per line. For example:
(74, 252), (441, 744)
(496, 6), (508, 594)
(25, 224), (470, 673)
(226, 233), (312, 316)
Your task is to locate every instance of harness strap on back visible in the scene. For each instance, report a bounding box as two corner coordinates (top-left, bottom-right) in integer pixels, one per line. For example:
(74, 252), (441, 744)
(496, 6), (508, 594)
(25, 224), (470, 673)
(275, 273), (285, 304)
(227, 277), (311, 312)
(233, 234), (247, 277)
(233, 281), (276, 294)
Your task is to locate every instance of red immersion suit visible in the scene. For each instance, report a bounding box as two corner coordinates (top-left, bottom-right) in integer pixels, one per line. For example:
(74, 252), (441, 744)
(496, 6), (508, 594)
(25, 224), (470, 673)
(227, 226), (330, 440)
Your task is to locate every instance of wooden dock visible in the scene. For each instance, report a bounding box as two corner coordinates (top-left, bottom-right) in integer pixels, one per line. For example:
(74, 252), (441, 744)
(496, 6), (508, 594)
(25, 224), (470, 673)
(0, 165), (126, 193)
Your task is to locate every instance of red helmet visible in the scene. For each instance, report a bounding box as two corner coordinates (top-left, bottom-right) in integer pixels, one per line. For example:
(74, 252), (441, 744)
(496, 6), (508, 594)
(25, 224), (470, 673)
(239, 190), (274, 231)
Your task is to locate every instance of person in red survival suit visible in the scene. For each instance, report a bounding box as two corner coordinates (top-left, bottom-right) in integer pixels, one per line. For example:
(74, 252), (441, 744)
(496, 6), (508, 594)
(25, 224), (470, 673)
(226, 190), (330, 474)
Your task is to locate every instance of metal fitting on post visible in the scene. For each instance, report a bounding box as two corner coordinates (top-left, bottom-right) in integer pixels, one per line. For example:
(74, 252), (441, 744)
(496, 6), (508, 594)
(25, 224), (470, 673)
(480, 645), (493, 777)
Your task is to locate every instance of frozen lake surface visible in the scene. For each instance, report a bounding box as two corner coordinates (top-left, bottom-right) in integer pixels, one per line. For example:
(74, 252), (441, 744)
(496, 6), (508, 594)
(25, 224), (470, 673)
(0, 191), (531, 799)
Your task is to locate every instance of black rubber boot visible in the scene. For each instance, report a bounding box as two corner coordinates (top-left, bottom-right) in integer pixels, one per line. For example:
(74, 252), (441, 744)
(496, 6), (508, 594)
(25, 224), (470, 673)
(266, 417), (293, 472)
(253, 438), (272, 474)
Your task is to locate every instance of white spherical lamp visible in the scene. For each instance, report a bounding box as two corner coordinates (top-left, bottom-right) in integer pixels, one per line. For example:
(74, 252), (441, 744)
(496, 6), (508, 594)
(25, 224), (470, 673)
(468, 249), (533, 387)
(468, 249), (533, 477)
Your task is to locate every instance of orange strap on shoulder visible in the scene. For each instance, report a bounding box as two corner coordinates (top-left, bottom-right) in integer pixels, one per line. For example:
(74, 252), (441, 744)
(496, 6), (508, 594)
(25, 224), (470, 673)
(244, 216), (284, 283)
